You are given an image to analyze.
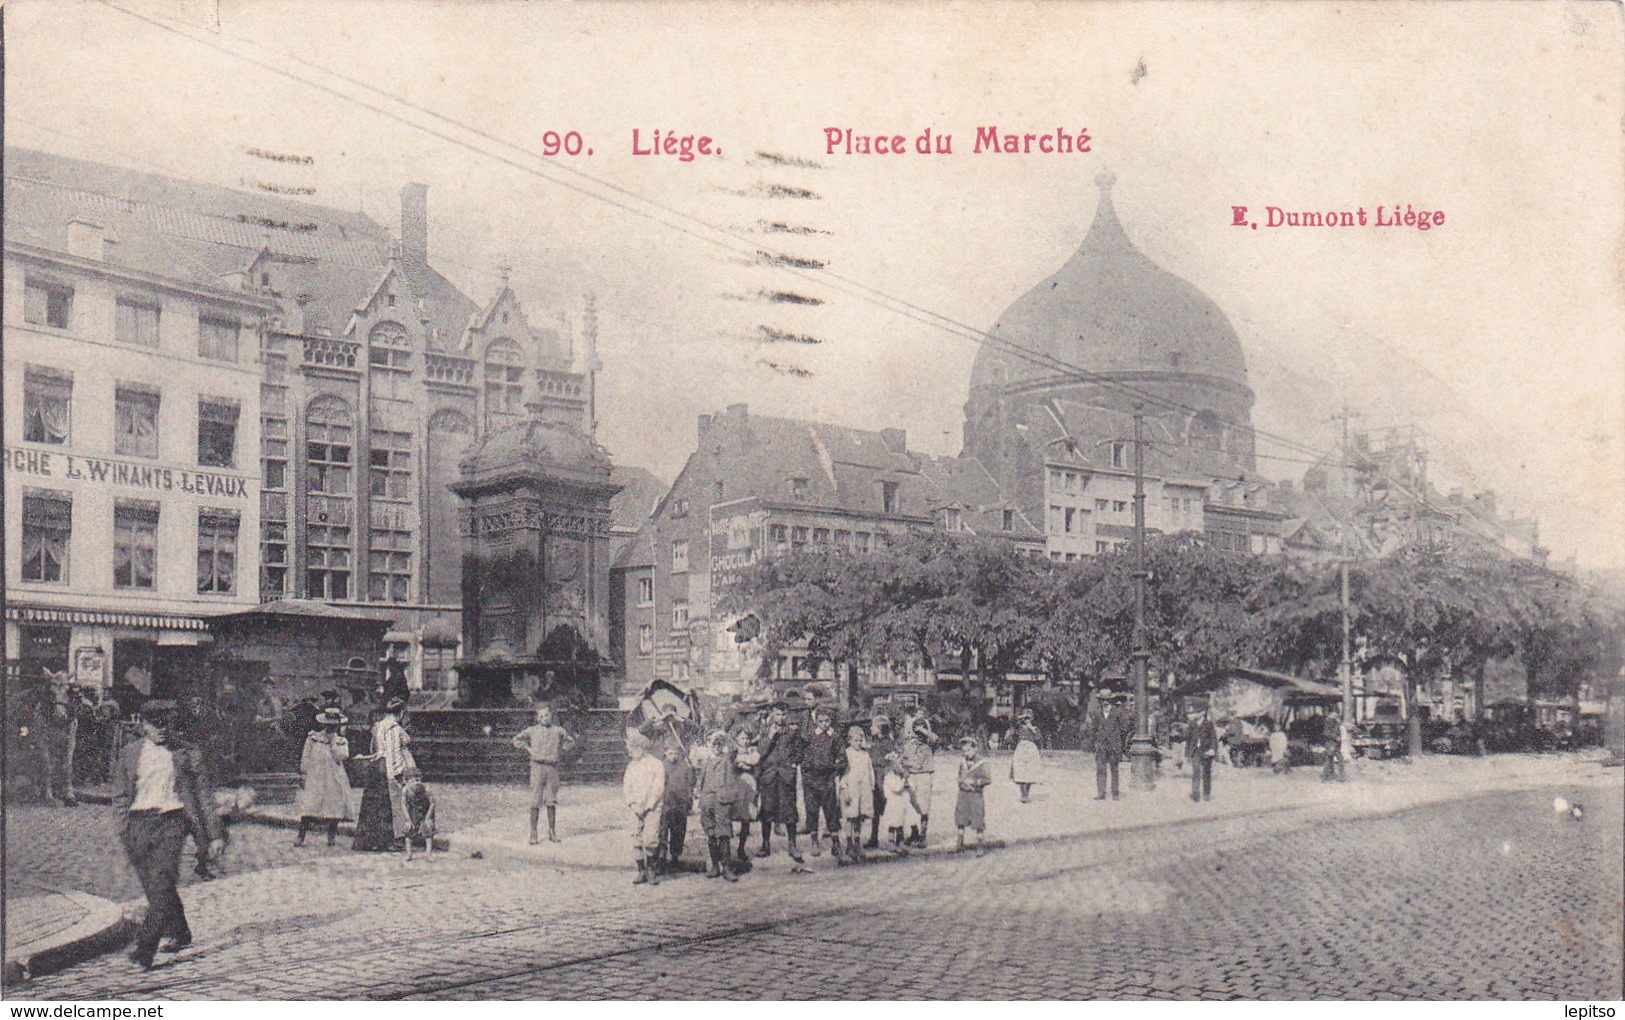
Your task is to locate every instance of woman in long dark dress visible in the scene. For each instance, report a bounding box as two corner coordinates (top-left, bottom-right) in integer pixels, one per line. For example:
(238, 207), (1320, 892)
(353, 698), (412, 851)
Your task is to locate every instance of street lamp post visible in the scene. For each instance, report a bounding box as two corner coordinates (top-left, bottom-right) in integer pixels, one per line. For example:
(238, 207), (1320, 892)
(1128, 407), (1158, 788)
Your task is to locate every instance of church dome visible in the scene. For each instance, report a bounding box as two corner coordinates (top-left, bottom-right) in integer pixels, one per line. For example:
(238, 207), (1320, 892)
(970, 175), (1249, 394)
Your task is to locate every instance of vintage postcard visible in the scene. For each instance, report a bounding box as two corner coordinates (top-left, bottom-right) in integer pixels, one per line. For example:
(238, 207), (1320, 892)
(3, 0), (1622, 1004)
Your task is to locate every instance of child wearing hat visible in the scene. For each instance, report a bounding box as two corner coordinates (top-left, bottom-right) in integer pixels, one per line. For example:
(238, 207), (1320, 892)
(955, 736), (994, 853)
(695, 729), (742, 881)
(295, 706), (354, 847)
(622, 728), (666, 885)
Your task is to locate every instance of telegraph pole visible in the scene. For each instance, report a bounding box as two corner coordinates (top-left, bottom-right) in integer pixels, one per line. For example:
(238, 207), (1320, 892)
(1334, 407), (1357, 723)
(1128, 406), (1157, 788)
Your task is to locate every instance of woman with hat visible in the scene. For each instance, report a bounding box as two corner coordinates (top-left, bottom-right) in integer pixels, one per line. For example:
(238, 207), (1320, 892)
(353, 696), (414, 852)
(1010, 709), (1043, 803)
(295, 705), (354, 847)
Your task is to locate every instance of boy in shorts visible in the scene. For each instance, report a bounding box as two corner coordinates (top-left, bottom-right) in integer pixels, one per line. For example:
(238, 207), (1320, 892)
(513, 705), (575, 843)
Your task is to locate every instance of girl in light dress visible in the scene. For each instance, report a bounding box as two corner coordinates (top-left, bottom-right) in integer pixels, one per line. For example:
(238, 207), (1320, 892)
(880, 752), (917, 852)
(836, 725), (875, 865)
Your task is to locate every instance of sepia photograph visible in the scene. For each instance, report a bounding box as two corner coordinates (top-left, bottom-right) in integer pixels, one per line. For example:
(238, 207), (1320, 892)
(2, 0), (1623, 1003)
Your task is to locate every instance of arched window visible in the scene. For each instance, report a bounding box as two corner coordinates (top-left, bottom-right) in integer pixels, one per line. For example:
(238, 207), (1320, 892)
(368, 321), (411, 371)
(306, 396), (353, 495)
(484, 338), (525, 415)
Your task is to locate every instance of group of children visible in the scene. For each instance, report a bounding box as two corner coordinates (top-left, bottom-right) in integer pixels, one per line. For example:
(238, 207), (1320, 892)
(293, 700), (437, 861)
(620, 703), (999, 886)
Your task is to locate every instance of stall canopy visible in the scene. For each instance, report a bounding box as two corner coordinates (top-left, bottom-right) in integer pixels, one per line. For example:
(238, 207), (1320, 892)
(1173, 668), (1341, 719)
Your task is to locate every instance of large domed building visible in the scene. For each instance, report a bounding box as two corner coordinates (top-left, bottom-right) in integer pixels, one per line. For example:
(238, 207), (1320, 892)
(963, 174), (1280, 559)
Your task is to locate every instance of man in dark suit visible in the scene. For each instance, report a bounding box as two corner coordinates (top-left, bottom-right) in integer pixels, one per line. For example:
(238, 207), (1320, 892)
(112, 700), (222, 969)
(1185, 704), (1220, 802)
(1090, 692), (1133, 800)
(753, 700), (807, 869)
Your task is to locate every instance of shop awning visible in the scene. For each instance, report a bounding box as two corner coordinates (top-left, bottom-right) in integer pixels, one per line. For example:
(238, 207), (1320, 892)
(5, 605), (210, 631)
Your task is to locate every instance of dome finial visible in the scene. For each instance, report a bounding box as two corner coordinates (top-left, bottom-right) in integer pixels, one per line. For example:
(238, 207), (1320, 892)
(1095, 170), (1117, 193)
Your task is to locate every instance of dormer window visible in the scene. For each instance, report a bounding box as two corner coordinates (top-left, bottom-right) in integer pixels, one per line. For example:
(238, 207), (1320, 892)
(942, 508), (962, 532)
(881, 480), (900, 513)
(387, 293), (397, 308)
(1110, 442), (1128, 469)
(789, 477), (809, 500)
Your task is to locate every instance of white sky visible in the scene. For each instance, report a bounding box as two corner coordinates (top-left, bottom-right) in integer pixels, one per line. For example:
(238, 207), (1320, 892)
(8, 0), (1624, 569)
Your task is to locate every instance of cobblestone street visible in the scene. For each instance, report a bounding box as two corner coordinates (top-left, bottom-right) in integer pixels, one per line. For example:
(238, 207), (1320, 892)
(15, 767), (1621, 1000)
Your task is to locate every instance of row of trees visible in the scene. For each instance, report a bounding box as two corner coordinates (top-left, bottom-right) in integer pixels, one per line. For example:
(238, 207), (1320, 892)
(722, 530), (1624, 746)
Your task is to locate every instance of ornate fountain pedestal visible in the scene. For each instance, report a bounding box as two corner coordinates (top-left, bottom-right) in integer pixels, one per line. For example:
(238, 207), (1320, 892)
(411, 417), (627, 783)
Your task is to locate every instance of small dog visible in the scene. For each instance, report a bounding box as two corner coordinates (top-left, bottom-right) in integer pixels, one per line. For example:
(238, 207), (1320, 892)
(400, 769), (437, 862)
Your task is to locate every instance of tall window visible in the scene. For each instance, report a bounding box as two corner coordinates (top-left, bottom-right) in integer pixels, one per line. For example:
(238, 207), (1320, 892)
(671, 539), (689, 573)
(23, 366), (71, 445)
(261, 521), (289, 600)
(114, 385), (160, 459)
(881, 480), (900, 513)
(113, 500), (159, 590)
(368, 430), (413, 500)
(198, 314), (240, 362)
(1003, 509), (1015, 531)
(484, 339), (525, 418)
(24, 278), (72, 330)
(116, 297), (161, 347)
(368, 527), (413, 602)
(1110, 442), (1128, 469)
(306, 398), (353, 495)
(21, 490), (71, 583)
(261, 417), (289, 491)
(197, 397), (240, 468)
(637, 577), (654, 605)
(672, 599), (689, 630)
(306, 523), (352, 600)
(367, 322), (412, 370)
(637, 625), (653, 656)
(197, 510), (239, 594)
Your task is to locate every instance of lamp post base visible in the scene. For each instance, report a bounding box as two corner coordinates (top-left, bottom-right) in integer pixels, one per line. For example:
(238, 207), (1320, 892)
(1129, 737), (1158, 790)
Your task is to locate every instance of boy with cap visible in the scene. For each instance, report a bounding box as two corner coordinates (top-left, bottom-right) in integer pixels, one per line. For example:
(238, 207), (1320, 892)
(622, 729), (665, 885)
(694, 730), (742, 881)
(112, 700), (222, 969)
(753, 700), (808, 870)
(513, 705), (576, 844)
(899, 713), (938, 847)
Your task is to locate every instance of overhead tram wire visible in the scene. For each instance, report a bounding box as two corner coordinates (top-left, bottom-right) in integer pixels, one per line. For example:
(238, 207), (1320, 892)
(94, 0), (1348, 470)
(98, 0), (1519, 536)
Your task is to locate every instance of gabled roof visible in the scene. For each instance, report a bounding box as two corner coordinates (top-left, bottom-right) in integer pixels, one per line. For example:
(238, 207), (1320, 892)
(912, 452), (1045, 541)
(697, 408), (927, 520)
(609, 465), (670, 535)
(5, 148), (478, 348)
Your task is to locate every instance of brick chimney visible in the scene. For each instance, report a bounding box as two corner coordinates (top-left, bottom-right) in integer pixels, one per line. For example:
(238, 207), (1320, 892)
(400, 182), (429, 292)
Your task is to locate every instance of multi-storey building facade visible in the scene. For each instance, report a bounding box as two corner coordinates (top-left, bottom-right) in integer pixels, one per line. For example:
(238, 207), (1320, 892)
(4, 200), (273, 695)
(6, 149), (604, 698)
(612, 404), (1043, 699)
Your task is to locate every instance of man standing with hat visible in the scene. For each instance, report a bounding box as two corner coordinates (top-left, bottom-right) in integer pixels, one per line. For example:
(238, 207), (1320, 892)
(1185, 701), (1220, 802)
(754, 700), (809, 871)
(112, 700), (222, 969)
(1089, 691), (1133, 801)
